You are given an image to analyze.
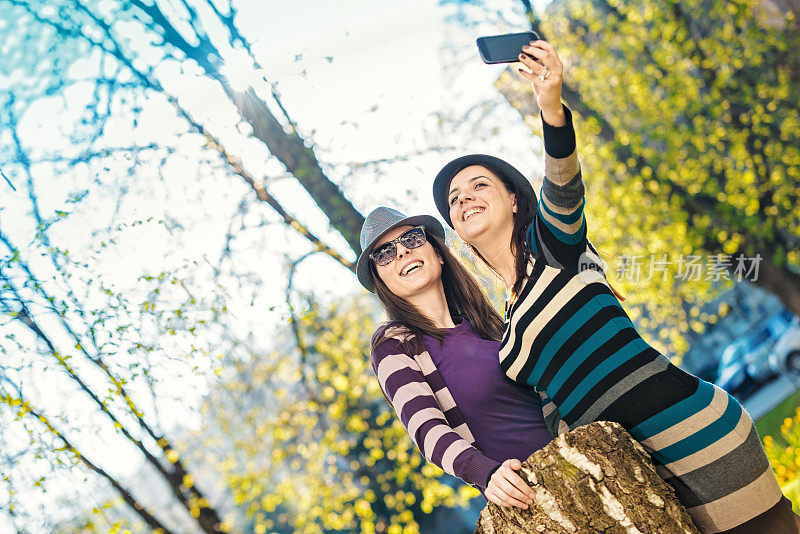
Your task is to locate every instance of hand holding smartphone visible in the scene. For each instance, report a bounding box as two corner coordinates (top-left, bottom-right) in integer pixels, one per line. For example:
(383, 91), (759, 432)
(476, 31), (543, 64)
(476, 31), (565, 126)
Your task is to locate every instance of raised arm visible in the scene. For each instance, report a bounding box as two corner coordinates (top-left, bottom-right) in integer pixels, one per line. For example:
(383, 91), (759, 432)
(540, 104), (586, 241)
(371, 336), (501, 492)
(517, 41), (588, 268)
(538, 107), (621, 296)
(520, 103), (589, 271)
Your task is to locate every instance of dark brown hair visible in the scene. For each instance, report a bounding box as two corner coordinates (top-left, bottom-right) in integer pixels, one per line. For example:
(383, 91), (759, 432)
(369, 232), (504, 363)
(463, 163), (625, 304)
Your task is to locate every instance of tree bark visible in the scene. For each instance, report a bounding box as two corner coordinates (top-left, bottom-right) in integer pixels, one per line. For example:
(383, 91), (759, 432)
(474, 421), (700, 534)
(750, 249), (800, 317)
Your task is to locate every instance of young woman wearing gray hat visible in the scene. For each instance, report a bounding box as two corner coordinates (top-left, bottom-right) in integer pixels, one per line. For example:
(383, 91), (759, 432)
(431, 40), (798, 533)
(356, 206), (555, 510)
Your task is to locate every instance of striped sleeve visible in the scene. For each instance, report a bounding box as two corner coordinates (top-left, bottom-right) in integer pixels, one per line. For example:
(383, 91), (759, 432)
(371, 336), (501, 491)
(529, 104), (588, 269)
(537, 389), (571, 438)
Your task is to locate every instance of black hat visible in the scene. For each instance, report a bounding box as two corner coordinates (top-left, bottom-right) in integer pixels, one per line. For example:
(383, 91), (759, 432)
(432, 154), (537, 227)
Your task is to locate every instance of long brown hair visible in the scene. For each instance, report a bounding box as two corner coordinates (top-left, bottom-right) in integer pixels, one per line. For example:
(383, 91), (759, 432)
(369, 233), (504, 362)
(461, 163), (625, 304)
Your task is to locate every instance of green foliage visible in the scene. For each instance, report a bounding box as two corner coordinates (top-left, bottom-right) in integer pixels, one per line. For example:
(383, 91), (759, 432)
(499, 0), (800, 357)
(192, 294), (482, 534)
(0, 216), (231, 531)
(755, 389), (800, 443)
(761, 402), (800, 513)
(447, 231), (507, 312)
(756, 389), (800, 512)
(52, 497), (139, 534)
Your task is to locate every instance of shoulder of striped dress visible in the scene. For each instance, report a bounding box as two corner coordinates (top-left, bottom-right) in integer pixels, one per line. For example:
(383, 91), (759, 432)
(370, 325), (426, 377)
(371, 323), (416, 350)
(582, 238), (610, 273)
(586, 237), (598, 253)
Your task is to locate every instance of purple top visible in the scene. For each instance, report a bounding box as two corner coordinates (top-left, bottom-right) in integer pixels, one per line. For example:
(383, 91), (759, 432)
(422, 318), (553, 468)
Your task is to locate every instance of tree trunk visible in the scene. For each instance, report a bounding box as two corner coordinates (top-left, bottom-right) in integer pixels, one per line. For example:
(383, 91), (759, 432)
(749, 249), (800, 318)
(474, 421), (699, 534)
(127, 1), (367, 255)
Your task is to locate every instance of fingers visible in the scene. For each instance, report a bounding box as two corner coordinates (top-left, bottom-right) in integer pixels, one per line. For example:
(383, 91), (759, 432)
(520, 40), (560, 66)
(517, 52), (548, 78)
(525, 40), (557, 60)
(487, 486), (530, 509)
(528, 39), (556, 53)
(517, 40), (563, 88)
(505, 460), (536, 502)
(520, 45), (547, 62)
(522, 44), (558, 68)
(486, 481), (530, 509)
(495, 475), (534, 507)
(509, 471), (536, 501)
(486, 460), (536, 509)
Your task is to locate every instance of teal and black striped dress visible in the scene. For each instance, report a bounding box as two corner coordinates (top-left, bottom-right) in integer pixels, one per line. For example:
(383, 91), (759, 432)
(499, 115), (795, 533)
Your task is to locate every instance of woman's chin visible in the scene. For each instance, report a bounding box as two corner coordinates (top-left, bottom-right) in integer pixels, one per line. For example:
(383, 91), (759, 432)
(393, 273), (438, 298)
(457, 218), (492, 245)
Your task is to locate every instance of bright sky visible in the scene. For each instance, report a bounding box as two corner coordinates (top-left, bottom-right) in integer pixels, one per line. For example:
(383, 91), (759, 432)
(1, 0), (550, 527)
(239, 0), (544, 290)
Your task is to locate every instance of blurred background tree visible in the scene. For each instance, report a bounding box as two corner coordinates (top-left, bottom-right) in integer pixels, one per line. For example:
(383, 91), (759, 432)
(762, 406), (800, 513)
(492, 0), (800, 356)
(2, 0), (798, 531)
(192, 292), (484, 533)
(0, 0), (484, 531)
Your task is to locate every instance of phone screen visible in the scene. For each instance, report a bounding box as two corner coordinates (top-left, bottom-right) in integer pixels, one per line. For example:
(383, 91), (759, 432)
(477, 31), (541, 64)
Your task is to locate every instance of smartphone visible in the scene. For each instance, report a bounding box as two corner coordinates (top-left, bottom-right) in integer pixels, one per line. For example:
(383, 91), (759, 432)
(476, 31), (542, 64)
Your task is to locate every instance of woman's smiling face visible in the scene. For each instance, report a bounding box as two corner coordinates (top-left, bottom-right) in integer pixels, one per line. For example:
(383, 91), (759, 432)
(447, 165), (516, 246)
(373, 225), (444, 299)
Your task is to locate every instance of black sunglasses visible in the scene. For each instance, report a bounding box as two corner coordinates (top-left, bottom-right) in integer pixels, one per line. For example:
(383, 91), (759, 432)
(369, 226), (428, 267)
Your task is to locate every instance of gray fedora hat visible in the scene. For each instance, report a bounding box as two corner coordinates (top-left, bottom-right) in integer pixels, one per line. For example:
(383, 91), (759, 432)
(356, 207), (445, 293)
(432, 154), (537, 227)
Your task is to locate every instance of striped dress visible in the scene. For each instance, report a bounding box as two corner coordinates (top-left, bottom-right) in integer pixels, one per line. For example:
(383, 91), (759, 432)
(499, 130), (795, 532)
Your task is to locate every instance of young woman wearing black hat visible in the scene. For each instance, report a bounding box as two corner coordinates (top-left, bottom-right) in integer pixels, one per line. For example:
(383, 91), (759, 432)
(356, 206), (555, 510)
(431, 40), (798, 533)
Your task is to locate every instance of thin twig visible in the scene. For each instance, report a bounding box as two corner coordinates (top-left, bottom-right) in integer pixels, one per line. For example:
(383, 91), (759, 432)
(0, 169), (15, 191)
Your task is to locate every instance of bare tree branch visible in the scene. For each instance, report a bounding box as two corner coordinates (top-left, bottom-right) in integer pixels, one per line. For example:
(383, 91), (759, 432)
(0, 381), (178, 534)
(6, 0), (355, 273)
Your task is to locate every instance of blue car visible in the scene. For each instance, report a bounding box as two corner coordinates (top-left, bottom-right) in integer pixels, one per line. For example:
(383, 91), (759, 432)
(744, 309), (795, 382)
(715, 339), (758, 398)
